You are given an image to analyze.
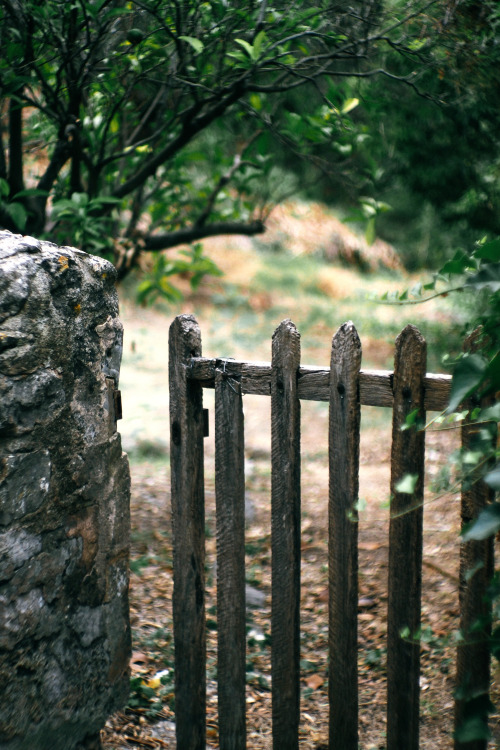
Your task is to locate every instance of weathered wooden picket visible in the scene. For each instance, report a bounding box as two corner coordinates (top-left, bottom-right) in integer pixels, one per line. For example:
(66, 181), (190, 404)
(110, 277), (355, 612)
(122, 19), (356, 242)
(168, 314), (494, 750)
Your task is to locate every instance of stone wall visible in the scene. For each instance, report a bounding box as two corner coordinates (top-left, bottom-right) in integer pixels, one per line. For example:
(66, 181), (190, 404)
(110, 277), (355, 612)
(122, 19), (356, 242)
(0, 232), (131, 749)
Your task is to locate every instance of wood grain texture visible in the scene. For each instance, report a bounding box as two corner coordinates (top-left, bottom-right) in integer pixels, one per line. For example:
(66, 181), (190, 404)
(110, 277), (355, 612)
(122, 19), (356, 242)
(386, 325), (427, 750)
(215, 369), (247, 750)
(454, 428), (494, 750)
(188, 357), (451, 411)
(328, 322), (361, 750)
(271, 320), (301, 750)
(454, 334), (495, 750)
(169, 314), (206, 750)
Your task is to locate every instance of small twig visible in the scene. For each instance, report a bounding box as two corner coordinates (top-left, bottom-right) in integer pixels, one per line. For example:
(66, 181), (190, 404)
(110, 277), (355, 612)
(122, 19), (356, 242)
(423, 559), (459, 584)
(376, 286), (464, 305)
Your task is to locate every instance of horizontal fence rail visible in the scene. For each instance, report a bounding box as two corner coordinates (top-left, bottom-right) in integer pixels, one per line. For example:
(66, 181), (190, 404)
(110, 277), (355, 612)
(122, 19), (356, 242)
(187, 357), (452, 411)
(169, 314), (493, 750)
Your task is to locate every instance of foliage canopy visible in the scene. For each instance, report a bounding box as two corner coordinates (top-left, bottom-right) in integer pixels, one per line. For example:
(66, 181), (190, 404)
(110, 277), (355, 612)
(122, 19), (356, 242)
(0, 0), (476, 287)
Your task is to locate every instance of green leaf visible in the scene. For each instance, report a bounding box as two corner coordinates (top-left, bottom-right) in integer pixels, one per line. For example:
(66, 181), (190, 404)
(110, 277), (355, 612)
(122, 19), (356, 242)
(401, 408), (419, 431)
(446, 354), (488, 413)
(462, 503), (500, 541)
(341, 97), (359, 114)
(408, 38), (427, 51)
(482, 353), (500, 395)
(365, 217), (376, 246)
(226, 50), (247, 63)
(441, 250), (471, 276)
(70, 192), (89, 206)
(178, 36), (204, 54)
(462, 450), (483, 465)
(354, 497), (367, 512)
(12, 188), (49, 199)
(475, 239), (500, 262)
(465, 263), (500, 293)
(454, 717), (491, 742)
(6, 202), (27, 230)
(0, 177), (10, 198)
(235, 38), (256, 60)
(92, 195), (121, 205)
(0, 178), (10, 198)
(249, 93), (262, 110)
(484, 464), (500, 491)
(253, 31), (267, 59)
(395, 474), (419, 494)
(479, 403), (500, 421)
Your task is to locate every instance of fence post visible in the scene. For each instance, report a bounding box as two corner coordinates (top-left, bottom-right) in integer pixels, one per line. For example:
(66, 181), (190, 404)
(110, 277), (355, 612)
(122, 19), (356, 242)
(454, 443), (494, 750)
(215, 368), (247, 750)
(271, 320), (301, 750)
(169, 314), (206, 750)
(454, 333), (495, 749)
(386, 324), (426, 750)
(328, 321), (362, 750)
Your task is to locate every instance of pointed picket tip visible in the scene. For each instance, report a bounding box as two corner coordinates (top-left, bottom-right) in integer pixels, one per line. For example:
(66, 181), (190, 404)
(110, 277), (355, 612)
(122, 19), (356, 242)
(395, 323), (426, 349)
(272, 318), (300, 340)
(272, 319), (301, 367)
(332, 320), (362, 349)
(169, 312), (200, 336)
(169, 314), (202, 357)
(331, 322), (362, 375)
(394, 324), (426, 378)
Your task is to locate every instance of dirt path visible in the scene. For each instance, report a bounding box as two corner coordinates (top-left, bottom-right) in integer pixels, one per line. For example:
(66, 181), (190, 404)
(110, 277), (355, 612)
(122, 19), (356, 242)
(103, 404), (499, 749)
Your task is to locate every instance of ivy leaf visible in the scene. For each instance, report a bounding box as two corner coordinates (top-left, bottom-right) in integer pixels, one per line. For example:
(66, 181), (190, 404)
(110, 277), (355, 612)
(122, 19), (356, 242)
(484, 464), (500, 491)
(462, 503), (500, 541)
(464, 263), (500, 293)
(454, 716), (491, 742)
(395, 473), (419, 494)
(178, 36), (204, 54)
(481, 403), (500, 421)
(441, 250), (471, 275)
(446, 354), (488, 413)
(474, 239), (500, 262)
(482, 352), (500, 395)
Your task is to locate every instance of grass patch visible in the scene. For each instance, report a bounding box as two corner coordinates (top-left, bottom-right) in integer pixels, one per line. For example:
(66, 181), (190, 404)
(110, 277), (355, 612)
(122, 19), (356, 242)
(127, 438), (170, 462)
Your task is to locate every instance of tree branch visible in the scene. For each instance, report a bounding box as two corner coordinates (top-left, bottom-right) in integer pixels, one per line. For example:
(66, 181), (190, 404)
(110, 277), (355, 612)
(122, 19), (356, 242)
(0, 103), (7, 180)
(8, 96), (25, 196)
(31, 137), (73, 228)
(112, 83), (246, 200)
(143, 220), (265, 251)
(194, 130), (262, 228)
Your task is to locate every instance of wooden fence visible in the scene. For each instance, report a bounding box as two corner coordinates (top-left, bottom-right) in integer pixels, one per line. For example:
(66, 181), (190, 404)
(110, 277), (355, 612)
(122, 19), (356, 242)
(168, 313), (494, 750)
